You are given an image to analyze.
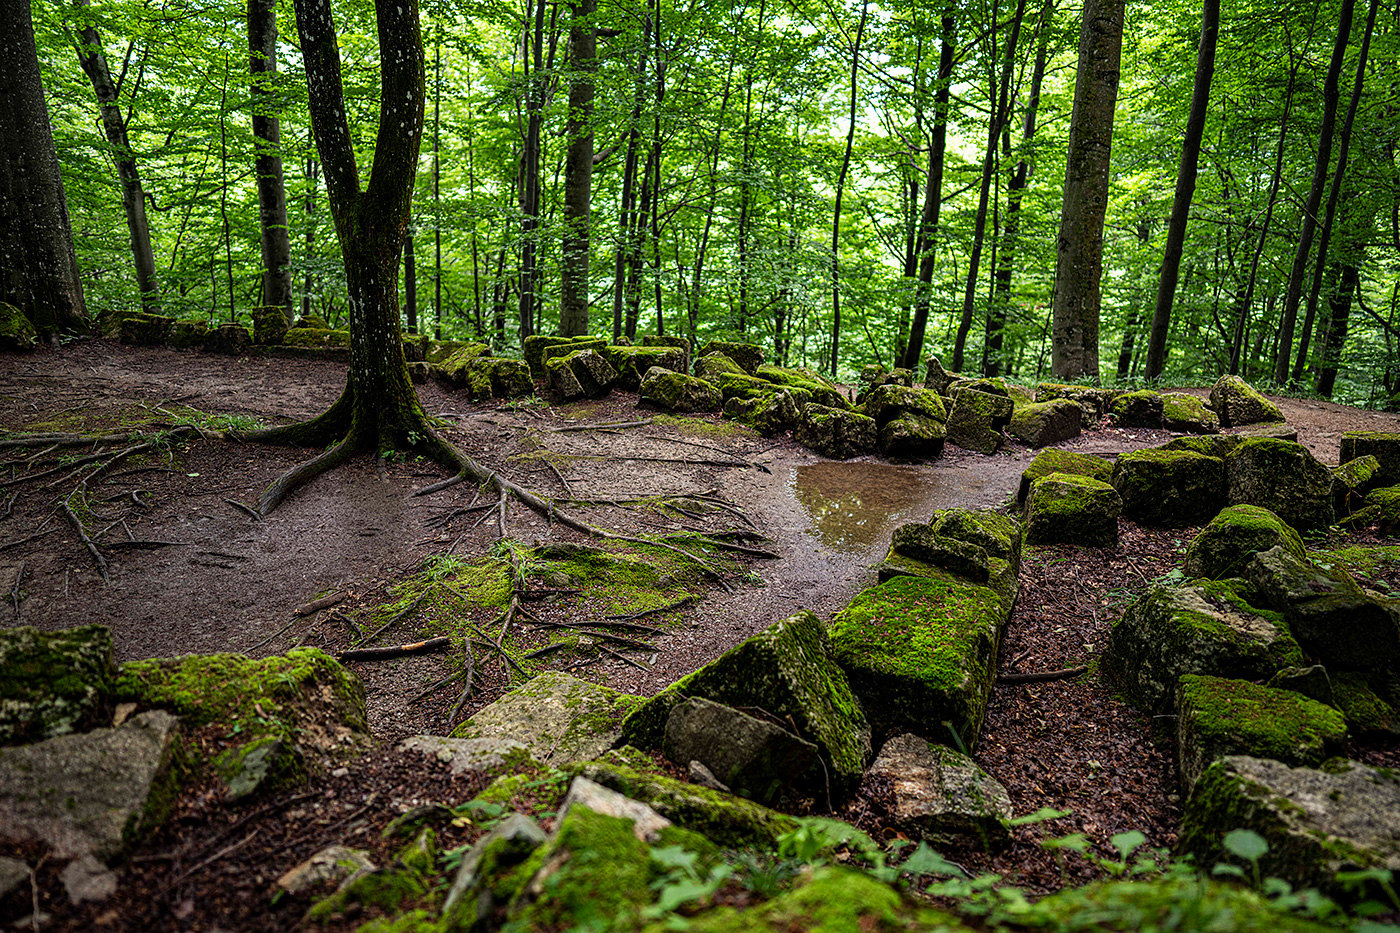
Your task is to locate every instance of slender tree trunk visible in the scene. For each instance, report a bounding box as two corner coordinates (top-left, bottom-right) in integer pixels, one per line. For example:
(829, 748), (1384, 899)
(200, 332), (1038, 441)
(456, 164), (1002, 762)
(953, 0), (1027, 374)
(1292, 0), (1376, 383)
(72, 0), (160, 314)
(1316, 261), (1357, 398)
(830, 0), (871, 377)
(1050, 0), (1125, 380)
(559, 0), (596, 336)
(518, 0), (548, 341)
(1274, 0), (1355, 385)
(687, 35), (738, 338)
(303, 158), (318, 321)
(219, 54), (235, 320)
(736, 0), (765, 334)
(403, 230), (417, 331)
(612, 16), (650, 340)
(248, 0), (293, 321)
(1143, 0), (1218, 380)
(901, 8), (956, 371)
(0, 0), (88, 336)
(434, 36), (444, 339)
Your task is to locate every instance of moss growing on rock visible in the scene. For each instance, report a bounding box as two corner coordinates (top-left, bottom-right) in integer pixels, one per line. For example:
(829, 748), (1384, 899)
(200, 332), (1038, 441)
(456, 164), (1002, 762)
(0, 302), (38, 351)
(1017, 448), (1114, 504)
(723, 391), (801, 435)
(1183, 504), (1305, 579)
(1208, 374), (1285, 427)
(1225, 438), (1334, 533)
(692, 353), (744, 382)
(828, 573), (1006, 749)
(601, 345), (687, 391)
(1111, 449), (1225, 526)
(1338, 431), (1400, 487)
(1008, 399), (1082, 448)
(638, 367), (722, 413)
(1108, 389), (1164, 428)
(696, 340), (763, 374)
(282, 326), (352, 350)
(1024, 473), (1121, 547)
(754, 364), (848, 410)
(1161, 392), (1221, 433)
(1331, 671), (1399, 735)
(0, 624), (116, 746)
(795, 404), (877, 459)
(1161, 434), (1241, 459)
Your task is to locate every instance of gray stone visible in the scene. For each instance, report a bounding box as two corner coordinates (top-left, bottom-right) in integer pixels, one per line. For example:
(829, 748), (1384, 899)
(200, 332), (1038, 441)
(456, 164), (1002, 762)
(545, 348), (618, 399)
(693, 352), (744, 382)
(795, 404), (877, 459)
(861, 734), (1012, 849)
(0, 857), (28, 905)
(1340, 432), (1400, 487)
(441, 814), (546, 921)
(1024, 473), (1121, 547)
(1162, 392), (1221, 433)
(863, 384), (948, 428)
(1179, 756), (1400, 900)
(1208, 374), (1286, 427)
(1109, 390), (1164, 428)
(276, 845), (375, 896)
(687, 760), (729, 793)
(601, 345), (688, 391)
(1008, 399), (1082, 448)
(923, 356), (963, 395)
(1267, 665), (1336, 708)
(0, 711), (181, 861)
(1016, 448), (1114, 505)
(203, 322), (252, 355)
(696, 340), (764, 374)
(1111, 449), (1225, 527)
(946, 389), (1013, 455)
(223, 737), (291, 802)
(557, 776), (671, 843)
(663, 698), (818, 804)
(448, 670), (643, 766)
(397, 735), (529, 775)
(1226, 438), (1334, 532)
(878, 414), (946, 459)
(1035, 382), (1118, 428)
(639, 367), (722, 413)
(1334, 455), (1383, 516)
(723, 391), (801, 435)
(59, 853), (117, 905)
(0, 624), (115, 747)
(1246, 546), (1400, 670)
(1231, 422), (1299, 441)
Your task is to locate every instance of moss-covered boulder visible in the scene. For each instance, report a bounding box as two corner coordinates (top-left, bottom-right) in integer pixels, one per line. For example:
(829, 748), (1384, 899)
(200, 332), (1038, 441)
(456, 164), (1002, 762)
(1016, 448), (1114, 505)
(932, 508), (1022, 576)
(795, 403), (877, 459)
(1233, 421), (1300, 441)
(440, 813), (546, 927)
(945, 389), (1013, 454)
(601, 345), (687, 391)
(545, 348), (617, 400)
(305, 828), (436, 923)
(449, 670), (643, 767)
(428, 342), (492, 384)
(281, 326), (350, 351)
(828, 573), (1007, 749)
(1339, 431), (1400, 487)
(522, 334), (578, 378)
(166, 319), (208, 349)
(1101, 580), (1304, 714)
(1035, 382), (1117, 428)
(723, 391), (800, 435)
(754, 364), (847, 410)
(0, 625), (116, 746)
(1175, 675), (1346, 791)
(1208, 373), (1285, 427)
(1008, 399), (1082, 448)
(459, 358), (534, 400)
(696, 340), (763, 374)
(294, 312), (329, 330)
(1333, 454), (1383, 516)
(638, 366), (722, 412)
(692, 352), (744, 382)
(639, 333), (690, 368)
(861, 733), (1013, 848)
(663, 698), (817, 804)
(203, 322), (252, 355)
(250, 304), (289, 346)
(1182, 504), (1305, 579)
(616, 612), (870, 797)
(1160, 434), (1241, 459)
(424, 339), (471, 365)
(1162, 391), (1220, 433)
(863, 384), (947, 427)
(1024, 473), (1121, 547)
(1245, 545), (1400, 670)
(1344, 484), (1400, 533)
(1225, 437), (1334, 532)
(889, 524), (992, 584)
(120, 312), (173, 346)
(1109, 389), (1164, 428)
(1332, 671), (1400, 735)
(856, 365), (913, 405)
(0, 302), (38, 351)
(923, 356), (964, 395)
(1178, 756), (1400, 901)
(879, 413), (947, 459)
(1110, 448), (1225, 526)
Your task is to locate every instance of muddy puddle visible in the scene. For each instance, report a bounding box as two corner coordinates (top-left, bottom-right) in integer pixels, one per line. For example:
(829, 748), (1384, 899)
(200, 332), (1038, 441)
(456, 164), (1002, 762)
(789, 461), (940, 552)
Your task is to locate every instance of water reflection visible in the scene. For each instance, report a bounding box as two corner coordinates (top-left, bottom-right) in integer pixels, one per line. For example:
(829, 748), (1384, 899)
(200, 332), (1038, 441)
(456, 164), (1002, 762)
(789, 461), (937, 553)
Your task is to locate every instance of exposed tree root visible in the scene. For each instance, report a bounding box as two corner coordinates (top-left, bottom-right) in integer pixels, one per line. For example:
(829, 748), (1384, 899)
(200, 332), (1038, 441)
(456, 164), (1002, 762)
(336, 636), (451, 662)
(997, 665), (1090, 684)
(61, 499), (108, 583)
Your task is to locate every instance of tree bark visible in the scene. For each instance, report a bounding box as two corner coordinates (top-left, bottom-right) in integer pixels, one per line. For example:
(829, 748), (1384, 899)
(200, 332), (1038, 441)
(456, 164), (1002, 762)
(248, 0), (293, 322)
(1049, 0), (1124, 381)
(1143, 0), (1218, 381)
(72, 0), (160, 315)
(1315, 261), (1357, 398)
(518, 0), (549, 341)
(0, 0), (88, 336)
(559, 0), (596, 336)
(831, 0), (871, 377)
(612, 17), (650, 341)
(1274, 0), (1354, 385)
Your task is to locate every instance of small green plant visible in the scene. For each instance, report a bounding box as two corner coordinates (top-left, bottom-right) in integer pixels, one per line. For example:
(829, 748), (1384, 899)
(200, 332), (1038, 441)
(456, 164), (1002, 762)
(642, 845), (733, 921)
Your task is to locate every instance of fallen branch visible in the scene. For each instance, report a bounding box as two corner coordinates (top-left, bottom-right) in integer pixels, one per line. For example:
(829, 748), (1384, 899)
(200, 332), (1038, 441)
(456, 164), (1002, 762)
(663, 534), (778, 558)
(61, 499), (108, 583)
(223, 497), (261, 521)
(997, 665), (1089, 685)
(548, 419), (653, 433)
(608, 595), (696, 621)
(446, 639), (477, 726)
(337, 636), (452, 662)
(294, 592), (346, 617)
(104, 539), (184, 550)
(0, 519), (56, 553)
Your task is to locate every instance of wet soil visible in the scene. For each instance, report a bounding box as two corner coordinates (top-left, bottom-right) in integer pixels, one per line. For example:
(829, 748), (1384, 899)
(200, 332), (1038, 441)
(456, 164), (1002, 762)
(3, 340), (1399, 930)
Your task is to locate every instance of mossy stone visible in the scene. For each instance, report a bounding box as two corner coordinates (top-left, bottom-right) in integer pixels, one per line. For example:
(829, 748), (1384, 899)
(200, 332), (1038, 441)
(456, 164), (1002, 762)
(1108, 389), (1164, 428)
(1175, 674), (1346, 791)
(1008, 399), (1082, 447)
(616, 611), (870, 798)
(429, 343), (492, 384)
(0, 624), (116, 746)
(545, 348), (617, 399)
(862, 384), (947, 428)
(281, 326), (351, 350)
(463, 358), (533, 401)
(1225, 437), (1334, 533)
(0, 302), (38, 351)
(923, 356), (964, 395)
(945, 389), (1013, 454)
(1017, 448), (1114, 504)
(723, 391), (801, 435)
(755, 364), (847, 409)
(1339, 431), (1400, 487)
(1183, 504), (1305, 579)
(714, 371), (783, 402)
(889, 524), (991, 583)
(639, 366), (722, 412)
(879, 413), (946, 459)
(120, 313), (173, 346)
(601, 345), (687, 391)
(1024, 473), (1121, 547)
(1161, 434), (1241, 459)
(1331, 671), (1400, 735)
(692, 352), (744, 382)
(166, 319), (208, 349)
(696, 340), (764, 374)
(1333, 455), (1382, 516)
(1208, 374), (1286, 427)
(1101, 580), (1303, 714)
(828, 573), (1007, 749)
(932, 507), (1022, 575)
(251, 304), (289, 346)
(1035, 382), (1117, 427)
(1162, 391), (1221, 433)
(795, 403), (877, 459)
(1345, 484), (1400, 533)
(1111, 448), (1225, 526)
(522, 334), (578, 378)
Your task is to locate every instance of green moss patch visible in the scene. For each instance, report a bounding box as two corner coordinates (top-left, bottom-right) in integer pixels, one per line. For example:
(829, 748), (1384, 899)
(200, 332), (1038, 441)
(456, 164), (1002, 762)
(1183, 504), (1305, 580)
(1017, 448), (1114, 504)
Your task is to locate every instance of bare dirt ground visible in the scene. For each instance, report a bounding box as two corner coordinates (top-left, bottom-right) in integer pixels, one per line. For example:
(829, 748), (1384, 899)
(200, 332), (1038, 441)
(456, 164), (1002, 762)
(3, 340), (1399, 930)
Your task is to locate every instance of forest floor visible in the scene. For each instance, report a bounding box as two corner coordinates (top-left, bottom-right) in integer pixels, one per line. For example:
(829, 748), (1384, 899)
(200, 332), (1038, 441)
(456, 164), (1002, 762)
(2, 339), (1399, 931)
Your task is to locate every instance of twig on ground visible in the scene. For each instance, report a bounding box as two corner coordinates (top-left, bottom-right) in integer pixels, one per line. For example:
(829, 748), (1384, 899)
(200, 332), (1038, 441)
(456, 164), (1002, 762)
(446, 639), (477, 726)
(599, 643), (648, 670)
(355, 586), (434, 648)
(337, 636), (452, 662)
(997, 665), (1089, 685)
(1, 492), (16, 519)
(409, 669), (463, 706)
(548, 419), (653, 433)
(294, 592), (346, 617)
(608, 595), (695, 621)
(0, 517), (56, 553)
(222, 498), (261, 521)
(62, 499), (108, 583)
(248, 616), (305, 654)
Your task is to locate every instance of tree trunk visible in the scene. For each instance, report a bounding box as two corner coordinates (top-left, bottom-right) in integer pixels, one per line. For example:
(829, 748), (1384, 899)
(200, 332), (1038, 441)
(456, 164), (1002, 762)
(72, 0), (160, 315)
(953, 0), (1027, 374)
(1143, 0), (1218, 381)
(1274, 0), (1355, 385)
(1315, 261), (1357, 398)
(1292, 0), (1376, 384)
(403, 230), (417, 331)
(518, 0), (549, 341)
(900, 8), (956, 371)
(612, 17), (650, 341)
(248, 0), (293, 322)
(831, 0), (871, 377)
(0, 0), (88, 336)
(559, 0), (596, 336)
(303, 158), (319, 321)
(1049, 0), (1125, 381)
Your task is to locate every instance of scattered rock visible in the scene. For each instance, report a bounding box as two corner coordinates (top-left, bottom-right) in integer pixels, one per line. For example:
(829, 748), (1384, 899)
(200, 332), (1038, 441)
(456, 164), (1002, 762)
(203, 322), (252, 355)
(456, 357), (534, 401)
(251, 305), (289, 346)
(1008, 399), (1082, 448)
(219, 736), (296, 802)
(1179, 756), (1400, 900)
(1162, 392), (1221, 433)
(795, 404), (877, 459)
(1161, 434), (1241, 459)
(59, 853), (117, 905)
(889, 524), (991, 583)
(1208, 374), (1286, 427)
(0, 624), (115, 747)
(1332, 671), (1400, 735)
(696, 340), (764, 374)
(687, 760), (729, 793)
(0, 710), (182, 861)
(119, 313), (172, 346)
(1182, 504), (1305, 580)
(440, 814), (546, 924)
(1016, 448), (1114, 505)
(1024, 473), (1121, 547)
(862, 734), (1012, 849)
(755, 364), (848, 409)
(1340, 432), (1400, 487)
(0, 303), (38, 351)
(449, 670), (643, 766)
(1035, 382), (1117, 427)
(1225, 438), (1334, 532)
(1230, 421), (1299, 441)
(545, 348), (618, 400)
(523, 335), (580, 379)
(863, 385), (947, 426)
(932, 508), (1023, 574)
(1109, 389), (1163, 428)
(1266, 665), (1336, 708)
(723, 390), (801, 435)
(165, 319), (208, 349)
(945, 389), (1013, 454)
(879, 413), (947, 459)
(1111, 448), (1225, 526)
(1333, 455), (1383, 515)
(276, 845), (375, 896)
(923, 356), (963, 395)
(663, 698), (818, 804)
(601, 345), (687, 391)
(398, 735), (529, 775)
(638, 366), (722, 412)
(692, 352), (744, 382)
(1174, 675), (1346, 791)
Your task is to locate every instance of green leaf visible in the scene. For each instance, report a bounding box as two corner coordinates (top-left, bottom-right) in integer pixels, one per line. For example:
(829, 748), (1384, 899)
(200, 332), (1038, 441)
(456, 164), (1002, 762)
(1222, 829), (1269, 863)
(1110, 830), (1146, 861)
(900, 842), (967, 878)
(1009, 807), (1071, 826)
(1040, 833), (1090, 853)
